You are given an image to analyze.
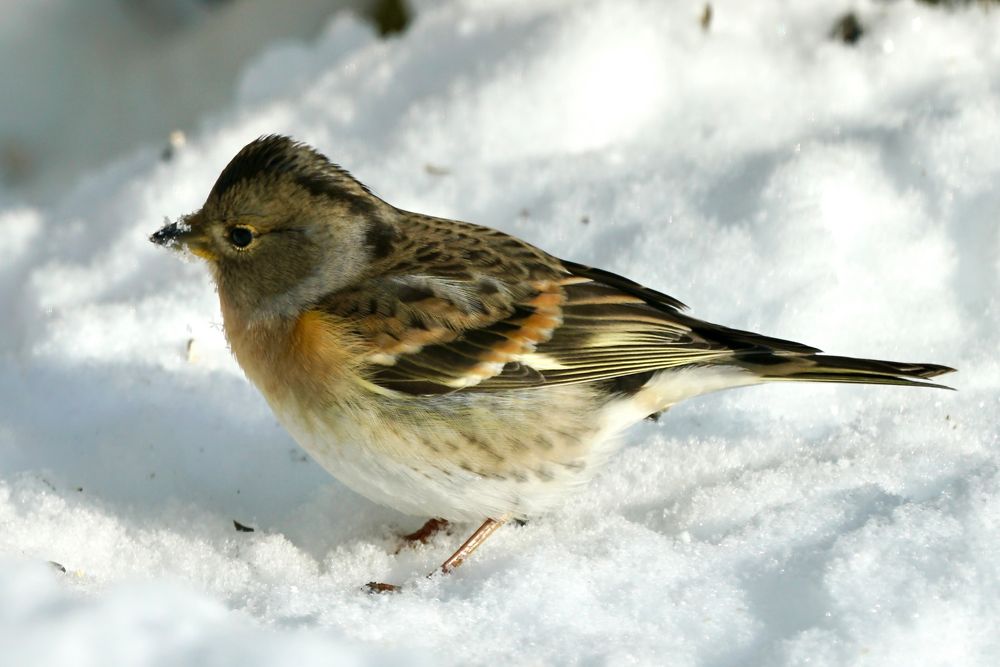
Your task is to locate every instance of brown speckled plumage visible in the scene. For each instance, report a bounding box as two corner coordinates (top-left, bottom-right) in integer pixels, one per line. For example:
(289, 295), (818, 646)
(151, 135), (954, 591)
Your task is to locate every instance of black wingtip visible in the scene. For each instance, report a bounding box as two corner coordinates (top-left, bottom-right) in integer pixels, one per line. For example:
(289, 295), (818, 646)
(561, 260), (688, 311)
(749, 354), (958, 390)
(915, 363), (957, 379)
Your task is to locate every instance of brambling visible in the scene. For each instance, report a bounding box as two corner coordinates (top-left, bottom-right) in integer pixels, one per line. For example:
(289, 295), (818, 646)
(151, 135), (954, 591)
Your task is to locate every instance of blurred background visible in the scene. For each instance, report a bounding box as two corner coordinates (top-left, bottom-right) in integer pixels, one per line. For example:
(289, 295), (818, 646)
(0, 0), (412, 206)
(1, 0), (990, 209)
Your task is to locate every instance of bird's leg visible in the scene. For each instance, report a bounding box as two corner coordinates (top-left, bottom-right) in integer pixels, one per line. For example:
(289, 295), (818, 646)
(365, 516), (509, 594)
(436, 516), (508, 575)
(400, 517), (450, 545)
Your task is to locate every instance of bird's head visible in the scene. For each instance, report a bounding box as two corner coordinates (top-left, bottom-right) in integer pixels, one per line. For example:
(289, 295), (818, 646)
(151, 135), (396, 321)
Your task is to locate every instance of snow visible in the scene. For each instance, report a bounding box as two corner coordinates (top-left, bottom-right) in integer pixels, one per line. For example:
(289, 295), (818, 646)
(2, 0), (999, 664)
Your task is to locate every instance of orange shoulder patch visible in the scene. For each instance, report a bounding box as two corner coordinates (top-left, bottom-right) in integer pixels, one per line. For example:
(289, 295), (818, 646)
(291, 309), (365, 372)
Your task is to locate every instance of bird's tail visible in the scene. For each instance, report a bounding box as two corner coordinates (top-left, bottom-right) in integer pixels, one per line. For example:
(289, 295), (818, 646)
(734, 352), (956, 389)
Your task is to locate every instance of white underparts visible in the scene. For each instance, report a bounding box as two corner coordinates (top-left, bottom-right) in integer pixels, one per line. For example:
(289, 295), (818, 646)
(601, 365), (761, 434)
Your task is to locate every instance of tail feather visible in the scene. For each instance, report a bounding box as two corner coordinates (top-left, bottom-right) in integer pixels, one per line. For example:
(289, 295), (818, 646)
(736, 353), (956, 390)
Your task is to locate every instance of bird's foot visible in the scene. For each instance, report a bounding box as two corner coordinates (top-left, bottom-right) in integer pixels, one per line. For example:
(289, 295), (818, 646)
(365, 581), (402, 594)
(396, 518), (450, 551)
(367, 516), (508, 593)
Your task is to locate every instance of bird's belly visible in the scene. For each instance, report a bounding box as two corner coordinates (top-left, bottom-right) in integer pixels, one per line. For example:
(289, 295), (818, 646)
(265, 385), (616, 521)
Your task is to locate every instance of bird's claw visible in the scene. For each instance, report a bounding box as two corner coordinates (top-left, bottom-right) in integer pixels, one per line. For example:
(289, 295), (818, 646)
(365, 581), (402, 594)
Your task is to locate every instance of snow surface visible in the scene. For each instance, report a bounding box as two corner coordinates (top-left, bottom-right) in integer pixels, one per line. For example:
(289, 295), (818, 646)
(2, 0), (999, 664)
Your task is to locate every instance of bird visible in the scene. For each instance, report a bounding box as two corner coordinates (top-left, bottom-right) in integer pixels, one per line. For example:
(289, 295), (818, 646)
(151, 135), (954, 592)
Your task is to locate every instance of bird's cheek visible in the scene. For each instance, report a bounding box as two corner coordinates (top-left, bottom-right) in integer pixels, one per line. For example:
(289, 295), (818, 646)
(187, 244), (219, 262)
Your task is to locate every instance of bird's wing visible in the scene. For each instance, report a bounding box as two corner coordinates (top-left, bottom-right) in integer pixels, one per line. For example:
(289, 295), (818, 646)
(317, 268), (566, 394)
(316, 242), (787, 395)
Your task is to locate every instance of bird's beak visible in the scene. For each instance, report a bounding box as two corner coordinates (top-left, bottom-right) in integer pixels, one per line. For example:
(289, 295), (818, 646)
(150, 215), (217, 261)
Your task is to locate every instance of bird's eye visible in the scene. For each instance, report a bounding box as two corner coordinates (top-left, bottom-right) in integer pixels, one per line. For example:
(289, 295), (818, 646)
(228, 226), (254, 249)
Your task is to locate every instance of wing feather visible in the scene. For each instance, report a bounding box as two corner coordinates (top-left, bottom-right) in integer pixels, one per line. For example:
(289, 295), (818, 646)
(312, 214), (820, 396)
(306, 212), (951, 396)
(318, 261), (739, 394)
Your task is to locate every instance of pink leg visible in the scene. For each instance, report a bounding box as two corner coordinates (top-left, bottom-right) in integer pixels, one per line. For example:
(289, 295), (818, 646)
(438, 517), (506, 574)
(366, 516), (509, 593)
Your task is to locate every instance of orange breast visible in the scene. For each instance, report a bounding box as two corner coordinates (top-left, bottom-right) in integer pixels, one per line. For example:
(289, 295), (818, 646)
(222, 304), (364, 409)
